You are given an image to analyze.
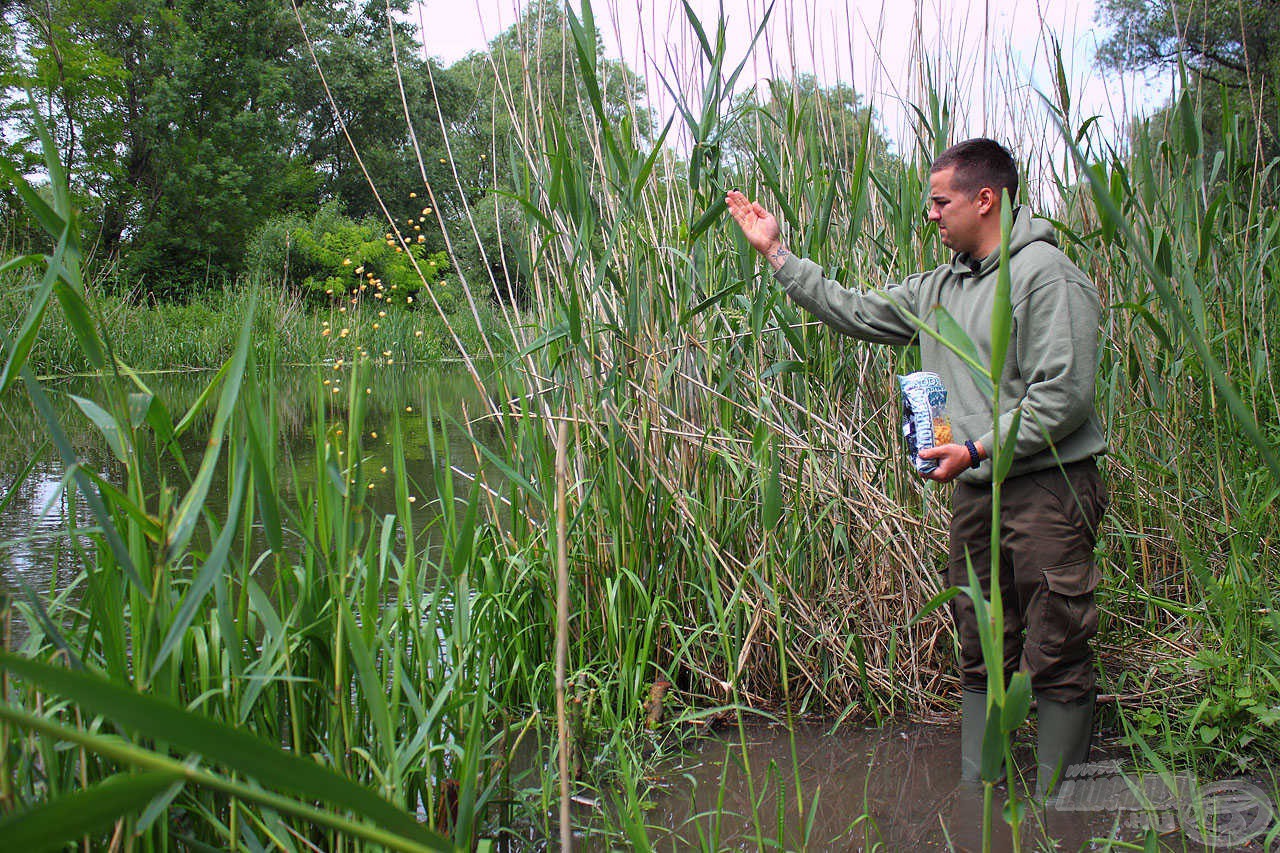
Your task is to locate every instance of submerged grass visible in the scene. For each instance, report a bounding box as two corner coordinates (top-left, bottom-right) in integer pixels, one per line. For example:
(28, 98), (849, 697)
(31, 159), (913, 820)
(4, 0), (1280, 849)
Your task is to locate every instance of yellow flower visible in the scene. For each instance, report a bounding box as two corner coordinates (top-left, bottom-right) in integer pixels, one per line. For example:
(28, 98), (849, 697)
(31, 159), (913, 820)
(383, 350), (392, 356)
(372, 323), (379, 330)
(371, 431), (378, 439)
(415, 330), (423, 337)
(322, 320), (330, 326)
(360, 283), (368, 291)
(407, 495), (417, 503)
(365, 387), (372, 394)
(323, 379), (331, 386)
(406, 297), (413, 304)
(380, 466), (387, 474)
(321, 328), (331, 336)
(325, 288), (333, 295)
(480, 153), (487, 160)
(438, 158), (446, 164)
(405, 406), (413, 412)
(395, 247), (403, 253)
(339, 307), (347, 313)
(410, 191), (417, 198)
(342, 258), (351, 265)
(422, 207), (429, 215)
(368, 483), (375, 490)
(385, 233), (393, 240)
(355, 266), (364, 274)
(416, 234), (425, 242)
(332, 387), (340, 394)
(378, 310), (386, 317)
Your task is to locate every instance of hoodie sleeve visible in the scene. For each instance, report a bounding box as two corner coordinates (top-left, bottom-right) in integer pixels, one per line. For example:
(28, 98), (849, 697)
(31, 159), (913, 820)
(773, 254), (922, 346)
(975, 275), (1101, 459)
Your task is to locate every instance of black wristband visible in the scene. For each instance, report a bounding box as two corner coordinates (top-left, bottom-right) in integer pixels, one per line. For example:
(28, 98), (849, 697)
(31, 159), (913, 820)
(964, 440), (981, 469)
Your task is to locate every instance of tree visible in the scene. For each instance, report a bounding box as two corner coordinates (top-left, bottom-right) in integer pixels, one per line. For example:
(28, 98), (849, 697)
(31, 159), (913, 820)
(1096, 0), (1280, 154)
(2, 0), (468, 292)
(4, 0), (317, 291)
(289, 0), (465, 228)
(724, 74), (892, 174)
(441, 0), (650, 300)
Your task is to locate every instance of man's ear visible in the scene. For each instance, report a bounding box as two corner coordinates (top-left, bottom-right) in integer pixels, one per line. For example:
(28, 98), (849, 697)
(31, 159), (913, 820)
(975, 187), (997, 215)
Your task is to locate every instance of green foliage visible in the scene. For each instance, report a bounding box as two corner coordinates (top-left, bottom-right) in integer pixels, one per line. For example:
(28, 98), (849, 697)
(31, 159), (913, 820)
(1095, 0), (1280, 155)
(245, 203), (461, 310)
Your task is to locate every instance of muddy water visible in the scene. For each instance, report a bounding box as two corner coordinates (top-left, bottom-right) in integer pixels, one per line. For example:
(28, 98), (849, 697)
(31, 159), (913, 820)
(634, 722), (1266, 851)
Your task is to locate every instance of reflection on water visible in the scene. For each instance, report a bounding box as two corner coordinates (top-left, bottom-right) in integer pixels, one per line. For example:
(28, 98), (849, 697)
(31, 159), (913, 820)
(0, 364), (502, 607)
(638, 722), (1226, 851)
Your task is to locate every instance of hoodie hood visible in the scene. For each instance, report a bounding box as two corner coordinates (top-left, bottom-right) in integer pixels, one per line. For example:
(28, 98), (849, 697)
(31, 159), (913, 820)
(949, 205), (1059, 277)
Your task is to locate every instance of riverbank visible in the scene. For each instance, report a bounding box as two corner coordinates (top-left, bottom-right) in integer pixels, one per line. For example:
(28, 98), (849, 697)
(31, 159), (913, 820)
(0, 280), (507, 374)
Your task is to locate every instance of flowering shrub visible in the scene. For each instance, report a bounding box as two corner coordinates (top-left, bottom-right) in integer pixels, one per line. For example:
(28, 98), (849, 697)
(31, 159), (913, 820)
(245, 204), (464, 312)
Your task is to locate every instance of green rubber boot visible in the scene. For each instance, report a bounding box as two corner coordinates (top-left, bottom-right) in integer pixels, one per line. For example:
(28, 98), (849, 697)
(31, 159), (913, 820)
(1036, 692), (1094, 798)
(960, 688), (990, 783)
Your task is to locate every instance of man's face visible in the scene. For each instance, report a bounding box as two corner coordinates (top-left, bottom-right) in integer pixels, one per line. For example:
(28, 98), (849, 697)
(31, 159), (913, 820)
(927, 167), (986, 255)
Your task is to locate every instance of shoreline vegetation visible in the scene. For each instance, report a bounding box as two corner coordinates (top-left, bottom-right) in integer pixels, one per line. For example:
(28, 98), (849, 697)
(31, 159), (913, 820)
(4, 0), (1280, 849)
(0, 280), (506, 374)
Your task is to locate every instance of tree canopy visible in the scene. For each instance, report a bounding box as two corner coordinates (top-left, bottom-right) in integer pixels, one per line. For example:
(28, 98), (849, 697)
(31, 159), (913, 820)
(1096, 0), (1280, 153)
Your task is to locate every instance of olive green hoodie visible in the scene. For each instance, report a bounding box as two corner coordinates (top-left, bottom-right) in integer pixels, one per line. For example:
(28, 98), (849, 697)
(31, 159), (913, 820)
(774, 205), (1107, 485)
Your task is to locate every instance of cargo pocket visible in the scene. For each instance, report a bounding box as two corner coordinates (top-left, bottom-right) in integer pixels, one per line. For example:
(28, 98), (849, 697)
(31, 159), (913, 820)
(1037, 559), (1101, 660)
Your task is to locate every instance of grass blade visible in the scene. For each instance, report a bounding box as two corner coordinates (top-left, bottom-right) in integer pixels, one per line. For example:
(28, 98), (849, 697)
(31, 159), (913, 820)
(0, 771), (179, 852)
(0, 653), (446, 847)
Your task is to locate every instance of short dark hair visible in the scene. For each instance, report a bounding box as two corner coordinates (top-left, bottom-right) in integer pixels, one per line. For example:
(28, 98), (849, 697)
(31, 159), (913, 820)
(930, 138), (1019, 203)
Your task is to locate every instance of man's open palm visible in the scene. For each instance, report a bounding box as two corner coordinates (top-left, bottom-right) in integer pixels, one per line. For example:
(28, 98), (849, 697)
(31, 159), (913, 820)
(725, 190), (781, 255)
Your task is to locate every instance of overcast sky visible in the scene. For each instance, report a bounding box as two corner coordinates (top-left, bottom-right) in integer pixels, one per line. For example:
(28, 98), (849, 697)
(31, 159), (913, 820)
(409, 0), (1169, 160)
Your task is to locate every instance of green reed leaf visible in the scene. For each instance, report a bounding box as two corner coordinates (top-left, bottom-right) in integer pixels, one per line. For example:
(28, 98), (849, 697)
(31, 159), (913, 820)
(0, 701), (452, 852)
(689, 197), (728, 243)
(0, 771), (178, 852)
(1002, 671), (1032, 733)
(0, 654), (448, 849)
(166, 298), (253, 561)
(69, 394), (128, 464)
(53, 276), (105, 370)
(0, 158), (64, 242)
(988, 191), (1014, 381)
(992, 405), (1023, 485)
(150, 452), (249, 681)
(0, 247), (60, 393)
(761, 437), (782, 533)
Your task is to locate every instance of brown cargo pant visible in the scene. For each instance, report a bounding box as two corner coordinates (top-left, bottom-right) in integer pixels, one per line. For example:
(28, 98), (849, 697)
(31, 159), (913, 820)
(947, 457), (1109, 704)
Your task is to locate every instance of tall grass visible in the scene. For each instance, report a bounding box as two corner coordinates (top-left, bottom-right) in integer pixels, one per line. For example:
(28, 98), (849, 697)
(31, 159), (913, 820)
(5, 0), (1280, 849)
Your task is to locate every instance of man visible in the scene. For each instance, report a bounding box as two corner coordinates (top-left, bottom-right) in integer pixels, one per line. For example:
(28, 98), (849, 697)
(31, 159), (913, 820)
(725, 138), (1108, 796)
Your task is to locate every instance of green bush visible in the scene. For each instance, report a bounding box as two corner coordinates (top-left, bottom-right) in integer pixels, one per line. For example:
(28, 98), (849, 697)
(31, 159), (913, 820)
(245, 205), (465, 312)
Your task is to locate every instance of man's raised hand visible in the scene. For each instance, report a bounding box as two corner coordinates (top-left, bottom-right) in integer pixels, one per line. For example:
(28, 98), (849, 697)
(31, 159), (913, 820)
(725, 190), (790, 270)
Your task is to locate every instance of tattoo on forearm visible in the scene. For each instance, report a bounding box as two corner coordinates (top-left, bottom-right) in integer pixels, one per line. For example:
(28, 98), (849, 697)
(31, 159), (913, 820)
(769, 247), (790, 261)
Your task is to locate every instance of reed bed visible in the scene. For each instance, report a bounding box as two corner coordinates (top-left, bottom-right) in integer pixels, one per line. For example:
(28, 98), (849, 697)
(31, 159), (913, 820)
(3, 0), (1280, 849)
